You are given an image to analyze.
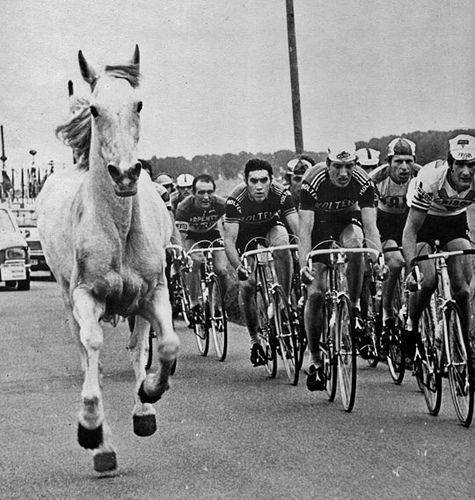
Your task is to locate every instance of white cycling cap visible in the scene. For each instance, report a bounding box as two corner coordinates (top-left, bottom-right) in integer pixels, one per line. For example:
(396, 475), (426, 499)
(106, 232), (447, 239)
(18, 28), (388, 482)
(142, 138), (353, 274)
(327, 142), (357, 162)
(356, 148), (380, 167)
(449, 134), (475, 161)
(387, 137), (416, 157)
(156, 174), (173, 185)
(176, 173), (194, 188)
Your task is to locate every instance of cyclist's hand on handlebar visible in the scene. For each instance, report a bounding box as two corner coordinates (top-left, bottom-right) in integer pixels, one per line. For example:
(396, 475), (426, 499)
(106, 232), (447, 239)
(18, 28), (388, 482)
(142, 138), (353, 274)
(300, 266), (315, 285)
(237, 264), (250, 281)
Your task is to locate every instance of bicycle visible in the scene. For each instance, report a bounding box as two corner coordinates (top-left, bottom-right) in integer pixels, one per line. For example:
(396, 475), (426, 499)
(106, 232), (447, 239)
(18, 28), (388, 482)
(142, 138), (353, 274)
(306, 243), (381, 412)
(166, 244), (192, 326)
(411, 243), (475, 427)
(241, 239), (299, 385)
(186, 239), (228, 361)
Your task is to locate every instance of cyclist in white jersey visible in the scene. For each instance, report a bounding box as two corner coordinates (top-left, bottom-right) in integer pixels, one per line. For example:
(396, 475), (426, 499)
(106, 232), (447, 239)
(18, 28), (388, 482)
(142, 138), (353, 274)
(403, 134), (475, 356)
(370, 138), (420, 349)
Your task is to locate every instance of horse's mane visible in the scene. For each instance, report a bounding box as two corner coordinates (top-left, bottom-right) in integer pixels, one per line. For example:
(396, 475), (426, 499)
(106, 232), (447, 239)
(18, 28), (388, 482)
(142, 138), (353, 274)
(55, 97), (91, 170)
(55, 64), (141, 171)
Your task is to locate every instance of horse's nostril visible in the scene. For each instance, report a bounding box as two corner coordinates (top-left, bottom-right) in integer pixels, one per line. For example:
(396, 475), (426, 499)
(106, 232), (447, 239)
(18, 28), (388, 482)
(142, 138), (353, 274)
(128, 163), (142, 181)
(108, 164), (121, 181)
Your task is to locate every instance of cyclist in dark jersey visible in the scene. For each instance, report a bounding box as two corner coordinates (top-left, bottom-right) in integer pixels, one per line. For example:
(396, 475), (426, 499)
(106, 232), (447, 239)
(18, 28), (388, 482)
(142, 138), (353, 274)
(224, 158), (299, 366)
(175, 174), (227, 321)
(299, 143), (382, 390)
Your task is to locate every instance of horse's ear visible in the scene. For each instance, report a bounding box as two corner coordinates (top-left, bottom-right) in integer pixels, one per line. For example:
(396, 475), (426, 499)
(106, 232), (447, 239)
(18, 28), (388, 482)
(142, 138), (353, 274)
(78, 50), (97, 85)
(131, 45), (140, 68)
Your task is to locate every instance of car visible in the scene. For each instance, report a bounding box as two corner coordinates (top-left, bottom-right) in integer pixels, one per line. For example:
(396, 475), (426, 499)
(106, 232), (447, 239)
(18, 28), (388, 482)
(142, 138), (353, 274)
(0, 205), (31, 290)
(11, 206), (50, 274)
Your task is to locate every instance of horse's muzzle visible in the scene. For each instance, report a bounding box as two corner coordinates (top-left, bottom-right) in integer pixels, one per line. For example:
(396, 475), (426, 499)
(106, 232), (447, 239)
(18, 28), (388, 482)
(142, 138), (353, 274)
(108, 163), (141, 197)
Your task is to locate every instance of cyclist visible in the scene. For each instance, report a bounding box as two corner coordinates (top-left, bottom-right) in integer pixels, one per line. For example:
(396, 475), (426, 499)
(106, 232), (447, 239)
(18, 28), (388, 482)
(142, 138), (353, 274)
(298, 143), (382, 390)
(175, 173), (228, 323)
(284, 154), (315, 206)
(369, 138), (420, 349)
(403, 134), (475, 359)
(171, 173), (194, 213)
(356, 147), (381, 174)
(223, 158), (299, 366)
(156, 173), (175, 196)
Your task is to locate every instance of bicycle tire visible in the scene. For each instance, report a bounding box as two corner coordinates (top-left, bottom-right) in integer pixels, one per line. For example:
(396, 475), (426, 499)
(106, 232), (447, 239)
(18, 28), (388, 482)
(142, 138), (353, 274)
(290, 284), (306, 372)
(336, 294), (357, 412)
(193, 303), (210, 356)
(256, 282), (277, 378)
(365, 288), (381, 368)
(178, 272), (192, 326)
(274, 286), (299, 385)
(418, 305), (442, 416)
(445, 301), (474, 427)
(321, 298), (337, 401)
(209, 276), (228, 362)
(387, 280), (406, 384)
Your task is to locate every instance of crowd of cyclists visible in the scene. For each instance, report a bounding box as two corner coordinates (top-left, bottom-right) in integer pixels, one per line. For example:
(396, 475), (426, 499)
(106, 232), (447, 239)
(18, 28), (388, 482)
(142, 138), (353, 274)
(144, 133), (475, 408)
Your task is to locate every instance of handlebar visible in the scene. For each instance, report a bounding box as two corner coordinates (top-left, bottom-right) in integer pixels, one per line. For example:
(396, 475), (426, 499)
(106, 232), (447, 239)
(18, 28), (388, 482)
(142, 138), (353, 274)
(240, 244), (298, 263)
(306, 247), (381, 267)
(411, 248), (475, 267)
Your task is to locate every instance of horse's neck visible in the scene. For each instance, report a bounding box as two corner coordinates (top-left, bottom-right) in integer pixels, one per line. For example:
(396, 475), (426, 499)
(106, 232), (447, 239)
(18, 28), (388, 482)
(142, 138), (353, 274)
(87, 155), (134, 239)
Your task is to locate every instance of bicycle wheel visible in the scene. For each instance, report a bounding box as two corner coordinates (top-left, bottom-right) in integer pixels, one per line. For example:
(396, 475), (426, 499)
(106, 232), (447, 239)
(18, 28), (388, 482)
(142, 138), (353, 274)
(320, 299), (337, 401)
(209, 276), (228, 361)
(418, 306), (442, 416)
(445, 302), (473, 427)
(365, 288), (381, 368)
(336, 294), (357, 412)
(193, 303), (209, 356)
(178, 272), (192, 326)
(290, 283), (306, 372)
(387, 281), (406, 384)
(256, 282), (277, 378)
(274, 286), (299, 385)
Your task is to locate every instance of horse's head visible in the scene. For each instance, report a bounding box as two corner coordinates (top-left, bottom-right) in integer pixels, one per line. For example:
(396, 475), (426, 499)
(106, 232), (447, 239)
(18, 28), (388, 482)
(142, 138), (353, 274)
(78, 46), (143, 197)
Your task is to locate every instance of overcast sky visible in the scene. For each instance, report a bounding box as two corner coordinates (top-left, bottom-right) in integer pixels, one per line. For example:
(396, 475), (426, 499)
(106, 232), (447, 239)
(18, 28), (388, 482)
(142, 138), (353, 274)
(1, 0), (474, 171)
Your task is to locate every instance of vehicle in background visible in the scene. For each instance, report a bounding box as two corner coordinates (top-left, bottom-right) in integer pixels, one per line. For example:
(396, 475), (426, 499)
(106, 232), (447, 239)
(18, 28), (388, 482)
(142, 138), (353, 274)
(11, 207), (50, 275)
(0, 205), (31, 290)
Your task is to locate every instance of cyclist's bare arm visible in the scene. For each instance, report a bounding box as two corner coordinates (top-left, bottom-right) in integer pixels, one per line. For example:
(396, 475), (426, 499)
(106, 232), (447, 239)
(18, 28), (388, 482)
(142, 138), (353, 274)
(223, 221), (242, 271)
(361, 207), (382, 257)
(402, 206), (427, 274)
(284, 211), (299, 241)
(299, 209), (315, 280)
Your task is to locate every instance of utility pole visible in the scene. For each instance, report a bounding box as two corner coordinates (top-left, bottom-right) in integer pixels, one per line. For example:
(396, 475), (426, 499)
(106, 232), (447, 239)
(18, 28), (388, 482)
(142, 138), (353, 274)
(286, 0), (304, 154)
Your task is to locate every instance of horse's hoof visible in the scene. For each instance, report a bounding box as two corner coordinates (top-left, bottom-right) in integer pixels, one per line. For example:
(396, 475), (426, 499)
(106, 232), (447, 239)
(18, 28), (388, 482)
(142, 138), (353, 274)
(93, 451), (117, 473)
(78, 423), (103, 449)
(138, 381), (160, 404)
(133, 414), (157, 437)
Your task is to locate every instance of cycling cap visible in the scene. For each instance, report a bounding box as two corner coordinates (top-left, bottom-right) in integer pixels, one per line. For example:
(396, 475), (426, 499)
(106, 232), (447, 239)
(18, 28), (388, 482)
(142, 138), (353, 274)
(387, 138), (416, 157)
(156, 174), (173, 186)
(449, 134), (475, 161)
(287, 157), (312, 175)
(356, 148), (380, 167)
(176, 173), (194, 188)
(327, 142), (356, 162)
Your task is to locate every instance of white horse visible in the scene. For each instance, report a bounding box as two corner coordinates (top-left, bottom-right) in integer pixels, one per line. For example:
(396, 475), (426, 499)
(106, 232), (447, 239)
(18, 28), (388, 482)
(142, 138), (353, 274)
(37, 46), (179, 473)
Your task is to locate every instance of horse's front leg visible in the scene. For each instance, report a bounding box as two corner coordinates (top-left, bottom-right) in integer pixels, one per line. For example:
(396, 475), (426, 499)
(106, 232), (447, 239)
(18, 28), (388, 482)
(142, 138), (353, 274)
(72, 286), (116, 472)
(138, 280), (180, 405)
(128, 314), (157, 437)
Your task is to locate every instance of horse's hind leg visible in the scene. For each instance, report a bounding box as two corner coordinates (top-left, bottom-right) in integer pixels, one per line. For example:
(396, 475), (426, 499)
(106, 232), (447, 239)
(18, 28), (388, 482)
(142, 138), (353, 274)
(139, 281), (180, 405)
(128, 315), (157, 437)
(72, 286), (117, 472)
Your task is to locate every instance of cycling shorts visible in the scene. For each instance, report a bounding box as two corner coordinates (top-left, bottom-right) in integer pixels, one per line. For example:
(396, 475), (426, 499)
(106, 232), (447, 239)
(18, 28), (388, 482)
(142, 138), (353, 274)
(236, 220), (283, 255)
(377, 210), (407, 246)
(187, 230), (221, 245)
(417, 212), (470, 248)
(311, 211), (363, 264)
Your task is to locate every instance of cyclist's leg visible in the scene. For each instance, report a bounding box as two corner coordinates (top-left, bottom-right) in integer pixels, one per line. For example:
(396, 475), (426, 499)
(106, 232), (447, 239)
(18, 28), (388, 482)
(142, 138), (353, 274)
(340, 223), (365, 309)
(382, 240), (405, 321)
(305, 263), (328, 367)
(445, 237), (472, 331)
(212, 248), (229, 297)
(184, 238), (204, 308)
(240, 266), (258, 340)
(267, 223), (292, 297)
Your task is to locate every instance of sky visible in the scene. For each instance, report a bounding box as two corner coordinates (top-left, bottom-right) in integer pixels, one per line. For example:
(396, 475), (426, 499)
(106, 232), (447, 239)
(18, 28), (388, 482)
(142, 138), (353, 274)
(1, 0), (474, 172)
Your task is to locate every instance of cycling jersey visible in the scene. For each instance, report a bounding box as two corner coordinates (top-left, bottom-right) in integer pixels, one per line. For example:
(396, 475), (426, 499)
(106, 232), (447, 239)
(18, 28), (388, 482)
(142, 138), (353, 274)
(300, 164), (376, 217)
(225, 181), (296, 252)
(406, 160), (475, 216)
(175, 195), (226, 240)
(370, 163), (421, 214)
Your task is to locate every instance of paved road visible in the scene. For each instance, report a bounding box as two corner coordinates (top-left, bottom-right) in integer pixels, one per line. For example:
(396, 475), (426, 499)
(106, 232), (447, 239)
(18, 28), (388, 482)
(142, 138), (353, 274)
(0, 279), (473, 499)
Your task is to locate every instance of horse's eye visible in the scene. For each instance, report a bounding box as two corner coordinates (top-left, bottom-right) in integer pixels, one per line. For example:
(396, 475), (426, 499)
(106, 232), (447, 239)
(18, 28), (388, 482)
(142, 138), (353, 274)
(136, 101), (143, 113)
(90, 105), (99, 118)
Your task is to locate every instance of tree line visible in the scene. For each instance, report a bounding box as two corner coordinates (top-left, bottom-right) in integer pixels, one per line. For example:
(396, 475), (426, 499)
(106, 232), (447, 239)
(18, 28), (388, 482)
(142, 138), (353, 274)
(144, 128), (475, 180)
